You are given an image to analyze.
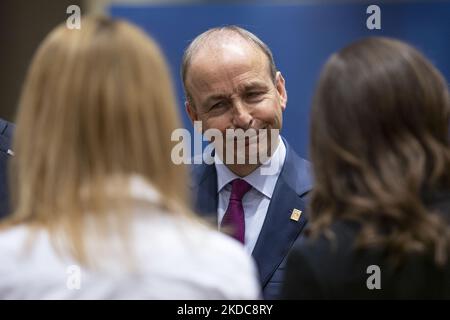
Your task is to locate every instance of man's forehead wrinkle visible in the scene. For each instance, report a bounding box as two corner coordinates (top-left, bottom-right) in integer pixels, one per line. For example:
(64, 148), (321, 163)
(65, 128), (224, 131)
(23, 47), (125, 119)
(189, 61), (235, 90)
(190, 46), (265, 80)
(195, 68), (263, 96)
(190, 46), (260, 86)
(186, 31), (271, 106)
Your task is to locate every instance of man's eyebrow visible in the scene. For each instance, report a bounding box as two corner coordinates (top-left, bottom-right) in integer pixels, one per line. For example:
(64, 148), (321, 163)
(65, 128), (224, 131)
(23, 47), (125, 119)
(239, 82), (269, 91)
(201, 82), (269, 106)
(203, 94), (229, 106)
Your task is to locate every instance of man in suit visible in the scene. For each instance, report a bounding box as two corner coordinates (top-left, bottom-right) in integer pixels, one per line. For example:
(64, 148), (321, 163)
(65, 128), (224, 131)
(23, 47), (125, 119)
(181, 26), (312, 299)
(0, 118), (14, 219)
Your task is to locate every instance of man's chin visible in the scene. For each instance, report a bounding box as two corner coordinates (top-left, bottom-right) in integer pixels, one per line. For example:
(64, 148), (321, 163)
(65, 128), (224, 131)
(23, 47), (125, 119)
(213, 127), (280, 165)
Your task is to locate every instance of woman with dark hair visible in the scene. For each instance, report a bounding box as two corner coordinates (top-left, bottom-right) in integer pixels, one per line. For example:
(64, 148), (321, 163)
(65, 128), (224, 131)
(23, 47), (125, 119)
(282, 37), (450, 299)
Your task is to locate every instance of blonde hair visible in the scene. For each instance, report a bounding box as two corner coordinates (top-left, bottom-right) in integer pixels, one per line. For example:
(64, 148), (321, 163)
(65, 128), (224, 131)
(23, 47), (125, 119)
(7, 16), (191, 265)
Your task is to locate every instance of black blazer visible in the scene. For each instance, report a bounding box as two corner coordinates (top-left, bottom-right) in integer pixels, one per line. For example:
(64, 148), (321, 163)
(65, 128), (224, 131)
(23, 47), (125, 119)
(281, 191), (450, 299)
(0, 119), (14, 219)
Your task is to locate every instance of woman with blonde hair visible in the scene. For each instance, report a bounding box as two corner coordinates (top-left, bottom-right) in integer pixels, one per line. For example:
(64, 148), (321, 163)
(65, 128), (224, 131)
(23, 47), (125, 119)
(0, 16), (259, 299)
(282, 37), (450, 299)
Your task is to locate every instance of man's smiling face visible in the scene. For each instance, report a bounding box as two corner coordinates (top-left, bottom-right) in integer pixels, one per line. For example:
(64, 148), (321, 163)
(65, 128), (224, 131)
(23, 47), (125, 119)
(185, 35), (287, 164)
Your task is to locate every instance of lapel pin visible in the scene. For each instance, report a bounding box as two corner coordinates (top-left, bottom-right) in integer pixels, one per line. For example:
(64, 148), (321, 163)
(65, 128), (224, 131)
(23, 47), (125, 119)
(7, 149), (14, 156)
(290, 208), (302, 221)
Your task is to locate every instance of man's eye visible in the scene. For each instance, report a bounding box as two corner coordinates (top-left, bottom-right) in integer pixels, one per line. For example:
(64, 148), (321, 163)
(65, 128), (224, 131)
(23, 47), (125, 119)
(210, 101), (225, 110)
(247, 92), (263, 99)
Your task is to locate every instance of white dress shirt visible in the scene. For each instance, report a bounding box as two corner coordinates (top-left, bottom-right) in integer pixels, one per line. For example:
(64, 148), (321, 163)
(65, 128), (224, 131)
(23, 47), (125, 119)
(214, 137), (287, 254)
(0, 176), (260, 299)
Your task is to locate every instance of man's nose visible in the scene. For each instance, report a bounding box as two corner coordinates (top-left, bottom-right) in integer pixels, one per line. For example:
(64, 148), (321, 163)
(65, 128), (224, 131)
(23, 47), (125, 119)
(231, 101), (252, 129)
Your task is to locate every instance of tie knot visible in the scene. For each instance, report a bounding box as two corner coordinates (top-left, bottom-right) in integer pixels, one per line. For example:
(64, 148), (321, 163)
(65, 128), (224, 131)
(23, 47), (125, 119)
(230, 179), (252, 201)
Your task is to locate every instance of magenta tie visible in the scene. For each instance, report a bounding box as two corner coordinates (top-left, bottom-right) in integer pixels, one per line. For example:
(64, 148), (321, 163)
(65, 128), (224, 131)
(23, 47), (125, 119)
(220, 179), (252, 244)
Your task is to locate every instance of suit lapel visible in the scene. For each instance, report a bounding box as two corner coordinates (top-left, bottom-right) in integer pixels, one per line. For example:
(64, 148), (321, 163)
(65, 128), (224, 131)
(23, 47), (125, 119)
(251, 142), (312, 288)
(191, 163), (218, 225)
(190, 141), (312, 288)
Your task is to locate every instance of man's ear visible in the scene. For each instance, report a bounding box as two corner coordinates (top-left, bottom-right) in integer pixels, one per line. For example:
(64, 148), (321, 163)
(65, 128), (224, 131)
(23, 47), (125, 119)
(185, 100), (198, 123)
(275, 71), (288, 111)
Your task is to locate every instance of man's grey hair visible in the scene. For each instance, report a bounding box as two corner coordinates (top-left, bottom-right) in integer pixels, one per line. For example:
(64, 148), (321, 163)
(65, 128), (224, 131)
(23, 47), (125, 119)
(181, 26), (278, 107)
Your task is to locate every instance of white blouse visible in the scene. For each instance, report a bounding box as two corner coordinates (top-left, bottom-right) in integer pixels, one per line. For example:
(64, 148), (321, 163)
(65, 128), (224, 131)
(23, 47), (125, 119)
(0, 176), (261, 299)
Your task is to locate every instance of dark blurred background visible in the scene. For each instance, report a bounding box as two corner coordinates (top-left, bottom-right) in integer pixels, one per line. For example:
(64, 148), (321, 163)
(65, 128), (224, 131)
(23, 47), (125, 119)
(1, 0), (449, 158)
(0, 0), (82, 122)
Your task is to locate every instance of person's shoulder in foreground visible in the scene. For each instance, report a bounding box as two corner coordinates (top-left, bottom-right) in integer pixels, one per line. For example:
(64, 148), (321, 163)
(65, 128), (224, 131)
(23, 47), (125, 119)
(0, 176), (261, 300)
(129, 180), (262, 300)
(0, 16), (261, 300)
(282, 215), (450, 299)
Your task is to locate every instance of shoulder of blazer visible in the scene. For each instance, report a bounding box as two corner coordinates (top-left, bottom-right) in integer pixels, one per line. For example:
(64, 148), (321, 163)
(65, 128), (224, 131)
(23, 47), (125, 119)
(0, 119), (14, 138)
(281, 139), (313, 197)
(288, 220), (362, 277)
(189, 156), (217, 187)
(0, 119), (14, 154)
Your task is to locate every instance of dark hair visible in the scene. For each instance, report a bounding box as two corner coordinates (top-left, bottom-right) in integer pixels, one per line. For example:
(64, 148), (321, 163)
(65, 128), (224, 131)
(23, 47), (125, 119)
(309, 37), (450, 265)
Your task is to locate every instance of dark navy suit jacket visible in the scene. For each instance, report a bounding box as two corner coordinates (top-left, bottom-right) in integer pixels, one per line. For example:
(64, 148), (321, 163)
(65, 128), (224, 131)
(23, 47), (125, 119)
(191, 139), (313, 299)
(0, 119), (14, 219)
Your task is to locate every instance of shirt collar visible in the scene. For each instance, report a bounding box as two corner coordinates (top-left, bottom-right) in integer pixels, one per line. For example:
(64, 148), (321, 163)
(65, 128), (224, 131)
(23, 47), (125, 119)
(214, 136), (286, 199)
